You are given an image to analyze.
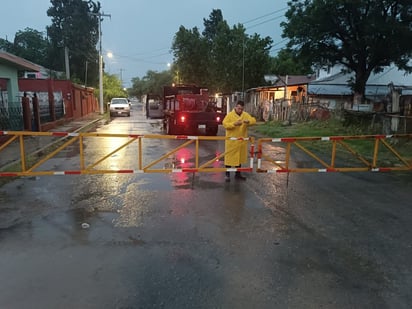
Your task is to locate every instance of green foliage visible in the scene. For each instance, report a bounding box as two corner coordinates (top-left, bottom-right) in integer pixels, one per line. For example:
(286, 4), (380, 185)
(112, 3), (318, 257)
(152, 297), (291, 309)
(282, 0), (412, 100)
(202, 9), (224, 42)
(47, 0), (100, 86)
(1, 1), (101, 86)
(171, 26), (210, 87)
(252, 118), (374, 138)
(129, 70), (173, 98)
(0, 38), (13, 52)
(253, 117), (391, 138)
(244, 33), (273, 89)
(269, 48), (313, 76)
(171, 9), (273, 93)
(98, 73), (127, 103)
(0, 28), (49, 67)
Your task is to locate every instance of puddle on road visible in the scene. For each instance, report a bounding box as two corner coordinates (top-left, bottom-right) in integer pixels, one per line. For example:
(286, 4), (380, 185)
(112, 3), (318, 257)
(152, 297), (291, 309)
(2, 207), (121, 245)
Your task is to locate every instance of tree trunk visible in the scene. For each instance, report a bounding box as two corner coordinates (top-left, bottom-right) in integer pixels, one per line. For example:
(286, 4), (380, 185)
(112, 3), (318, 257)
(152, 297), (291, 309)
(353, 69), (370, 104)
(391, 90), (400, 132)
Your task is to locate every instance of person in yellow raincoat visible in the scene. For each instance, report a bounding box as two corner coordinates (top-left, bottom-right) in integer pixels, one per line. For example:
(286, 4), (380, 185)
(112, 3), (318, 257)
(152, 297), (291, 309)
(222, 100), (256, 182)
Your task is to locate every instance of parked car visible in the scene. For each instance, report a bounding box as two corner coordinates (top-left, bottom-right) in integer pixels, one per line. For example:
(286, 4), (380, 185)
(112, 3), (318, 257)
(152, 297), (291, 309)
(108, 98), (131, 117)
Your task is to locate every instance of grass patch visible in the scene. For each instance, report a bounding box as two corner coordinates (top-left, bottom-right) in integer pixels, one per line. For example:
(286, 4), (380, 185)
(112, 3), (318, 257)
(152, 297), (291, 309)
(251, 118), (381, 138)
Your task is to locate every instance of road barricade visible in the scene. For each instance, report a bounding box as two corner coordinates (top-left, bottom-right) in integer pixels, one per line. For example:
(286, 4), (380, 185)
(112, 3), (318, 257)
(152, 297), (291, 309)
(256, 134), (412, 173)
(0, 131), (255, 177)
(1, 131), (411, 177)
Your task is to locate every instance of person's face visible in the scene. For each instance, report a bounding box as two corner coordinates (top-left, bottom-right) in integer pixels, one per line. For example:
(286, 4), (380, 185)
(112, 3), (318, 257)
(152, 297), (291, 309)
(235, 104), (244, 115)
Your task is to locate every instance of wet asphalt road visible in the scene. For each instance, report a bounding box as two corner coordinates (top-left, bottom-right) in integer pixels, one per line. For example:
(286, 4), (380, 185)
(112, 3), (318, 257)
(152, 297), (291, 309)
(0, 103), (411, 308)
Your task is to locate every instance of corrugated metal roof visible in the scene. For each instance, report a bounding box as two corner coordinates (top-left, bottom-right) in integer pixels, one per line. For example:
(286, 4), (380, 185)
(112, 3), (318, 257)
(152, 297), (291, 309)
(311, 66), (412, 88)
(247, 75), (316, 93)
(308, 84), (390, 96)
(308, 65), (412, 97)
(0, 51), (42, 72)
(274, 75), (316, 87)
(308, 84), (352, 96)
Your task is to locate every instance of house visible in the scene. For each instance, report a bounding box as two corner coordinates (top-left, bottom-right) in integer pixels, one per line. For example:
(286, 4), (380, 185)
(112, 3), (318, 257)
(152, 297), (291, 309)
(308, 65), (412, 113)
(0, 51), (98, 131)
(0, 50), (42, 109)
(308, 65), (412, 132)
(245, 75), (315, 121)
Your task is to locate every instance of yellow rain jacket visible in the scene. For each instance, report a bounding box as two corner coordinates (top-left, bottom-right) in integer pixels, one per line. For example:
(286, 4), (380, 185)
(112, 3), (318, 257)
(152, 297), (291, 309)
(222, 109), (256, 166)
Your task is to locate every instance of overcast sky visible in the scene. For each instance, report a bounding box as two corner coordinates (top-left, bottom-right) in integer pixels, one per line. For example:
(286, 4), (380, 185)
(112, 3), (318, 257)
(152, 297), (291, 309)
(1, 0), (289, 87)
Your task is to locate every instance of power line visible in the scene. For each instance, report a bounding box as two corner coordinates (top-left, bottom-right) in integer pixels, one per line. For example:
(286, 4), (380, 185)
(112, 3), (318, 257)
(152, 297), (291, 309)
(106, 9), (289, 66)
(270, 38), (288, 49)
(268, 38), (289, 55)
(103, 48), (171, 64)
(110, 8), (291, 77)
(246, 14), (286, 30)
(242, 7), (288, 25)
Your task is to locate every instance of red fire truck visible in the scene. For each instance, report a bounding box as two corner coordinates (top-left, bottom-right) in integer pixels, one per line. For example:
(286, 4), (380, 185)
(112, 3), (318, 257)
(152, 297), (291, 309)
(163, 84), (223, 136)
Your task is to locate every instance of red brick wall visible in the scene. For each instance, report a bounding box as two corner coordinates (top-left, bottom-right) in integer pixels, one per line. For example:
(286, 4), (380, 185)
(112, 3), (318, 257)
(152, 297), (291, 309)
(18, 79), (97, 120)
(18, 79), (97, 131)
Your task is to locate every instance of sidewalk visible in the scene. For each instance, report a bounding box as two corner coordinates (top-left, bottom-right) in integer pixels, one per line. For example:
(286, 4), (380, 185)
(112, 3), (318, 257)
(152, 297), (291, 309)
(0, 113), (105, 170)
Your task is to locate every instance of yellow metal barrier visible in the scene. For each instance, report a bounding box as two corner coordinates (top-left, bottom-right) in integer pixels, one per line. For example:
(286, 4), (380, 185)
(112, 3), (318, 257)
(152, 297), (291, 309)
(0, 131), (254, 177)
(2, 131), (411, 177)
(256, 134), (412, 173)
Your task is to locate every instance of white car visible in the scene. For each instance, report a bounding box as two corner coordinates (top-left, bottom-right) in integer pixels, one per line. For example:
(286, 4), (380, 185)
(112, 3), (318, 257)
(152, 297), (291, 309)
(109, 98), (131, 117)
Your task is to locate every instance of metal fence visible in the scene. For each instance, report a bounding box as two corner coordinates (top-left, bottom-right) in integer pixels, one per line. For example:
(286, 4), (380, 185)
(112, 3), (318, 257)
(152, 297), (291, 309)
(250, 100), (411, 134)
(253, 101), (339, 123)
(0, 105), (23, 131)
(0, 98), (65, 131)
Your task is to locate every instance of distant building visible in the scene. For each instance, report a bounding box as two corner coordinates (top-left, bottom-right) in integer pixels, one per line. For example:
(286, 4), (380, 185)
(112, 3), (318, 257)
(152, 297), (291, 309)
(308, 64), (412, 112)
(0, 51), (97, 131)
(0, 50), (42, 108)
(245, 75), (315, 121)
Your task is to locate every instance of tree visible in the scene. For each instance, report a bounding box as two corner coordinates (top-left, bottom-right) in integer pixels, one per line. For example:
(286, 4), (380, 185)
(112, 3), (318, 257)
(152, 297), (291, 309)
(244, 33), (273, 89)
(202, 9), (228, 91)
(202, 9), (224, 42)
(171, 26), (210, 87)
(282, 0), (412, 102)
(0, 29), (49, 68)
(129, 70), (173, 99)
(102, 73), (127, 103)
(206, 17), (239, 92)
(12, 28), (49, 67)
(47, 0), (100, 85)
(269, 48), (313, 76)
(142, 70), (174, 95)
(0, 38), (13, 52)
(171, 9), (273, 93)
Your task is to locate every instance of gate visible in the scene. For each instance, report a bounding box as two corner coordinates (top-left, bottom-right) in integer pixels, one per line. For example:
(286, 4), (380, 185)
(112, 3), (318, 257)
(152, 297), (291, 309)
(1, 131), (411, 177)
(0, 131), (254, 177)
(256, 134), (412, 173)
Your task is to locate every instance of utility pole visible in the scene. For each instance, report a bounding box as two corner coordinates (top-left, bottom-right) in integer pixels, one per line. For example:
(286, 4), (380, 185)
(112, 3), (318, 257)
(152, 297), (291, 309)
(64, 46), (70, 80)
(242, 37), (245, 100)
(84, 60), (88, 87)
(119, 68), (124, 86)
(91, 11), (111, 114)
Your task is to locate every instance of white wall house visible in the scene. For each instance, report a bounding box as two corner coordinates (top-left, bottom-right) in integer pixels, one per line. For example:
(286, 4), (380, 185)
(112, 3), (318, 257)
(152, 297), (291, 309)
(308, 64), (412, 112)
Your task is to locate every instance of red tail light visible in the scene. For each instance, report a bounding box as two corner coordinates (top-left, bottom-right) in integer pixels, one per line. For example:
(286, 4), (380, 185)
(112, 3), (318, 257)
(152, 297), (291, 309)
(216, 116), (221, 122)
(180, 115), (186, 123)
